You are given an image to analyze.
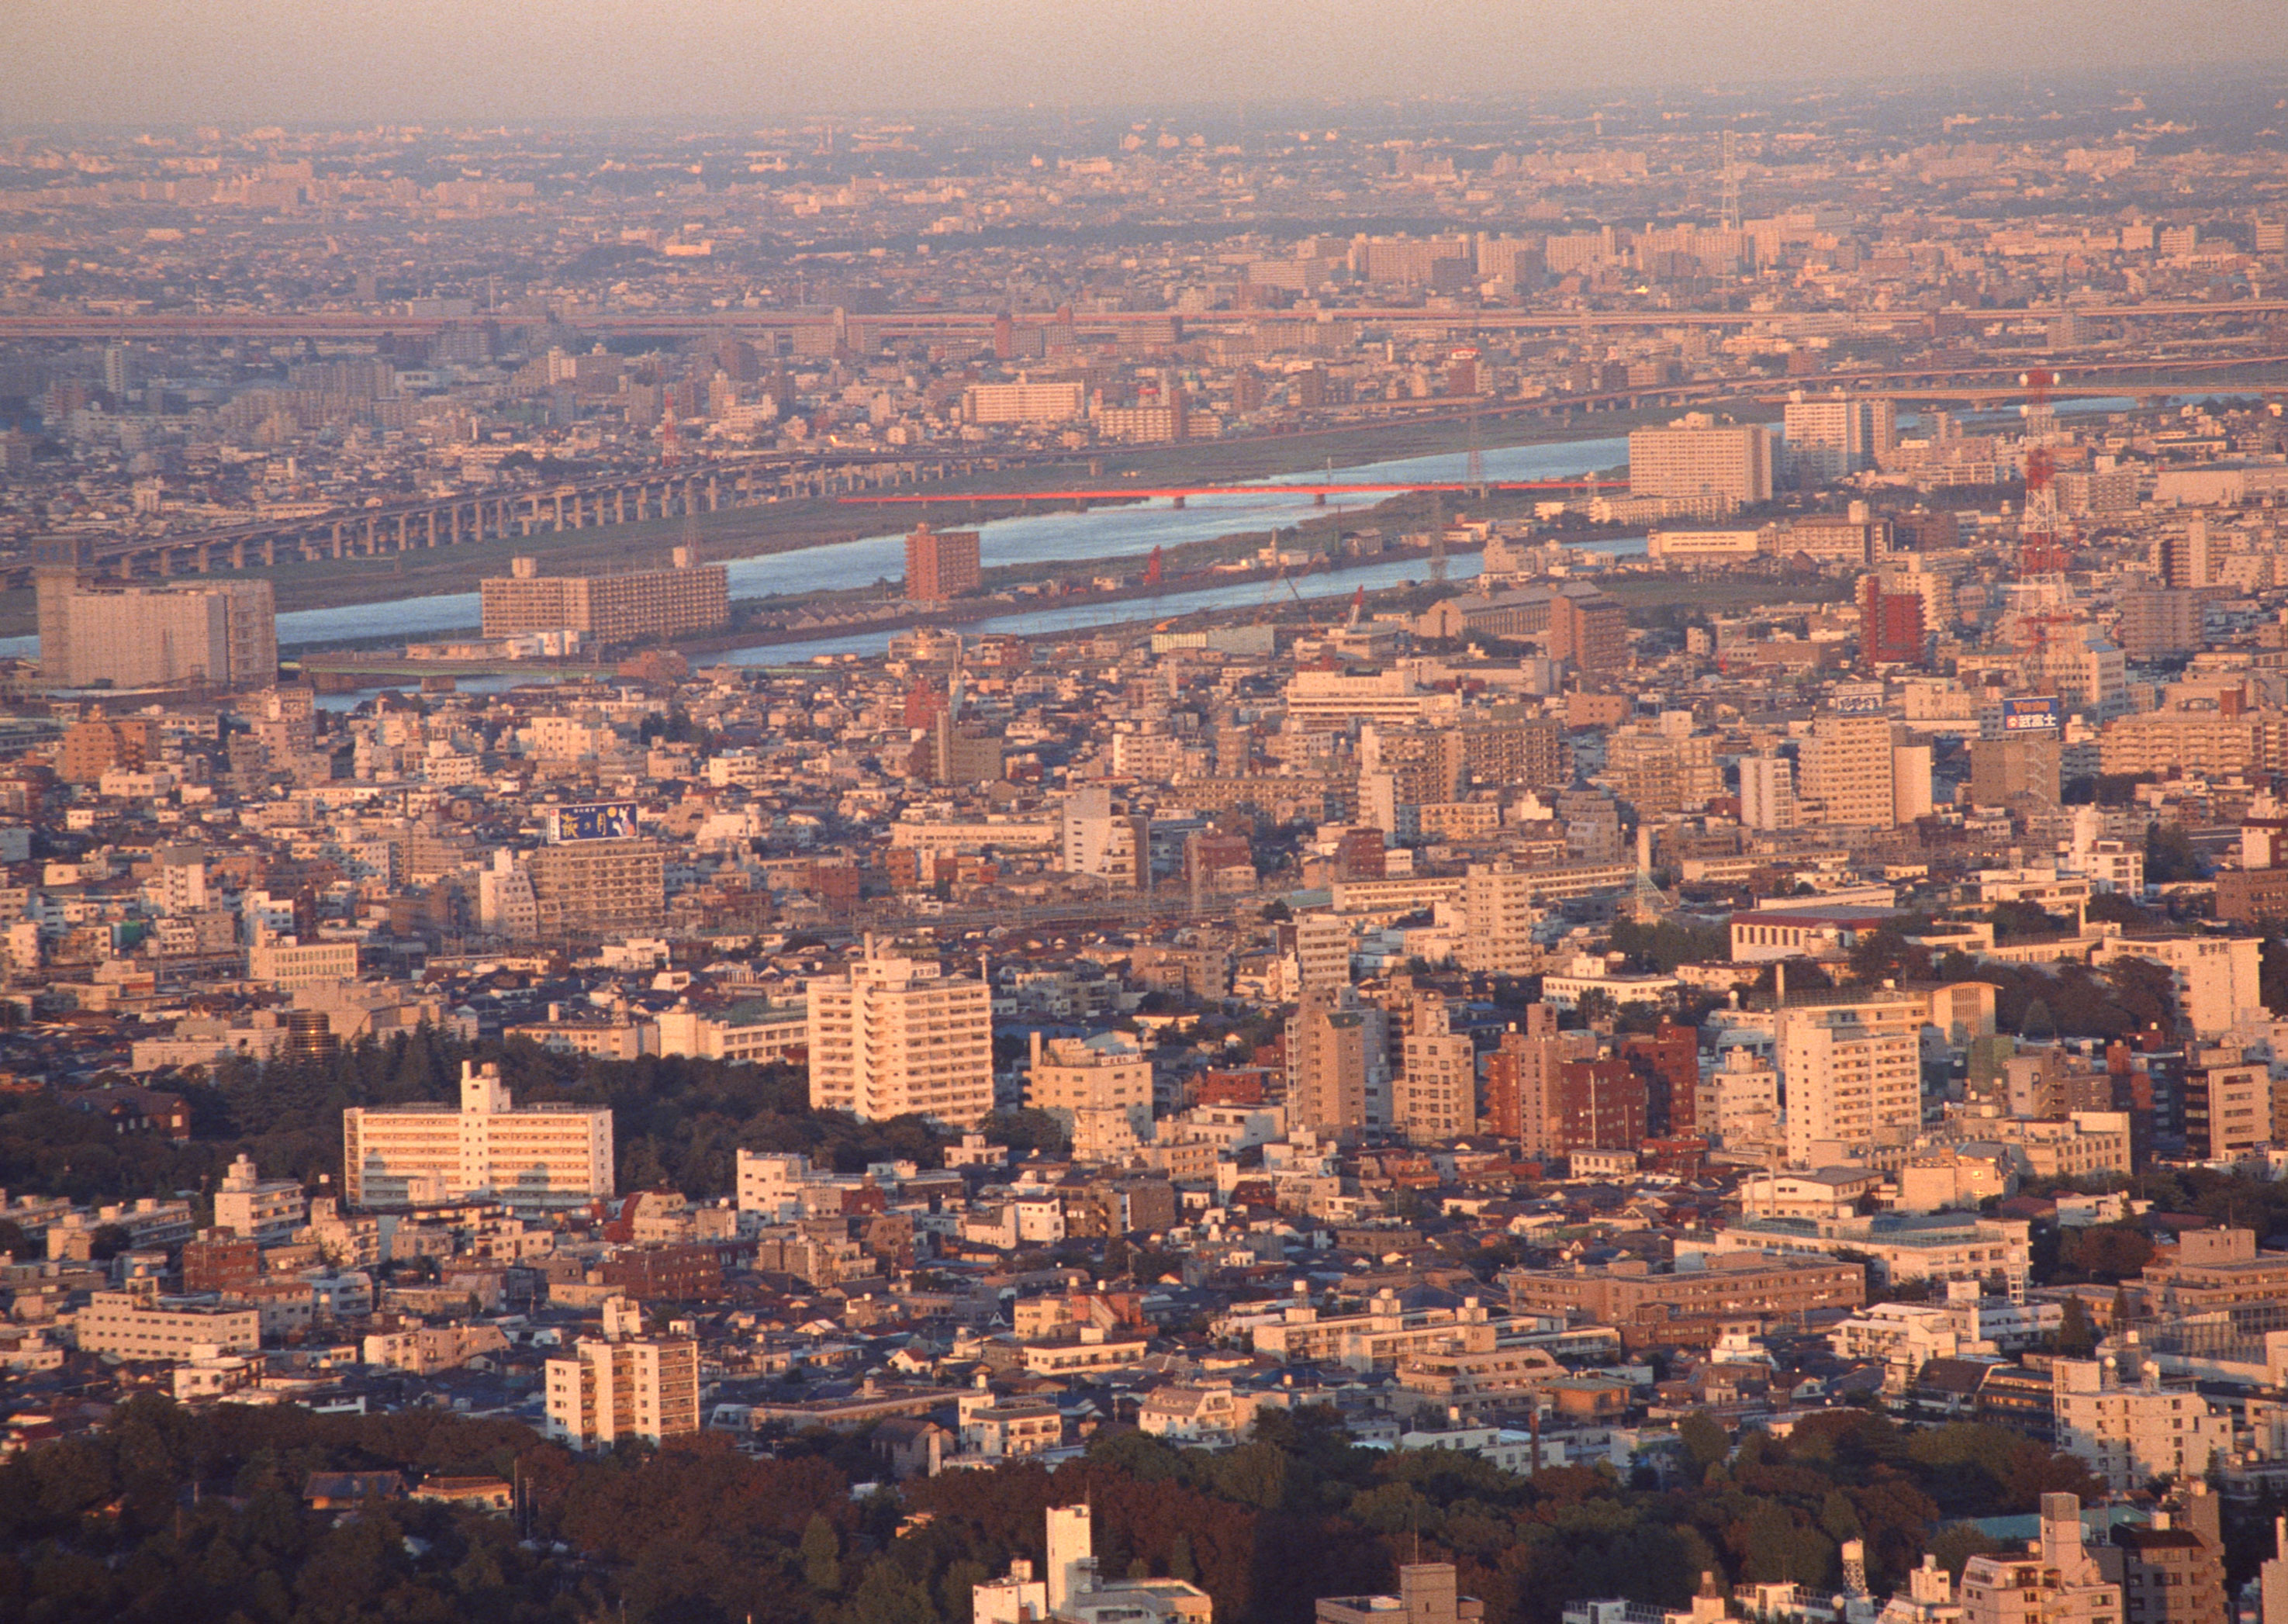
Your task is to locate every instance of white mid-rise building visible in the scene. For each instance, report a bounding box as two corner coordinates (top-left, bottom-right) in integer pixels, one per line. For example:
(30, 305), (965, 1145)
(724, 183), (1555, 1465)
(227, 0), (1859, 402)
(343, 1061), (613, 1213)
(1778, 995), (1927, 1168)
(807, 941), (994, 1126)
(544, 1299), (700, 1450)
(77, 1287), (261, 1361)
(213, 1152), (306, 1242)
(2051, 1358), (2226, 1491)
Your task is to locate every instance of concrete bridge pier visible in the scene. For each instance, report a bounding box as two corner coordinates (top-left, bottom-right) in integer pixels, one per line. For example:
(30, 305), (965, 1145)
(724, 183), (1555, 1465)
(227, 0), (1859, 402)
(552, 492), (566, 532)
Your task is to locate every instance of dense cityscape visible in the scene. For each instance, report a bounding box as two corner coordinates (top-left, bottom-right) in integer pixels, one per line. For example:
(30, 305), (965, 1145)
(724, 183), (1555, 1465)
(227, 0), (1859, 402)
(12, 54), (2288, 1624)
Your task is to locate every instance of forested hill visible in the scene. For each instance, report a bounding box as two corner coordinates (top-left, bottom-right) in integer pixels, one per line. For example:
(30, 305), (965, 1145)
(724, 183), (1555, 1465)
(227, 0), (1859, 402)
(0, 1392), (2214, 1624)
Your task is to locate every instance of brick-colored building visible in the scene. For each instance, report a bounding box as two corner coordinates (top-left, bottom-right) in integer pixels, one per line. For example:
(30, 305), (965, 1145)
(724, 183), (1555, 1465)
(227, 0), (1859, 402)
(904, 525), (982, 602)
(1502, 1253), (1865, 1336)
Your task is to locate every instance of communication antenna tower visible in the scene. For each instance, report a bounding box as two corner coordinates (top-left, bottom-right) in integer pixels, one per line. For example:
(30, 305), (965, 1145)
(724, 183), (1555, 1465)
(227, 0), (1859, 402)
(1466, 396), (1485, 496)
(1719, 130), (1742, 233)
(2017, 367), (2068, 578)
(1429, 489), (1448, 585)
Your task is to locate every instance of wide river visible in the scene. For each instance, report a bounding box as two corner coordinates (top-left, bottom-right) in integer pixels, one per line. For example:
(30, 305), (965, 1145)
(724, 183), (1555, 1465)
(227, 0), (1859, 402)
(0, 433), (1632, 665)
(9, 393), (2156, 689)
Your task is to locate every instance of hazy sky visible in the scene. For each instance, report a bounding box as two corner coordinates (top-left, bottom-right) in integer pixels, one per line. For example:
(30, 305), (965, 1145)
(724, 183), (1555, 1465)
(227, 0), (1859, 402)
(9, 0), (2288, 126)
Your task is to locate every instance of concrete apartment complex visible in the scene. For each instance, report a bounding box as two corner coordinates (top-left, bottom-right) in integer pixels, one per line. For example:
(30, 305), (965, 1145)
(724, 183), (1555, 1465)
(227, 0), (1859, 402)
(39, 576), (276, 689)
(479, 551), (728, 645)
(805, 941), (994, 1125)
(342, 1060), (614, 1213)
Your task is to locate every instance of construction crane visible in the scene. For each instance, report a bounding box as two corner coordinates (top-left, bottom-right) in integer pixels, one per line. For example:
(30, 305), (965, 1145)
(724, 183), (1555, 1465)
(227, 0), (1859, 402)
(1346, 583), (1366, 627)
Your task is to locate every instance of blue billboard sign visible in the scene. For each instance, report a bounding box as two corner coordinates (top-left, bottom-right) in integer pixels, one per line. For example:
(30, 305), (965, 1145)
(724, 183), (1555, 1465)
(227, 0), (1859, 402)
(2001, 697), (2062, 734)
(550, 801), (640, 842)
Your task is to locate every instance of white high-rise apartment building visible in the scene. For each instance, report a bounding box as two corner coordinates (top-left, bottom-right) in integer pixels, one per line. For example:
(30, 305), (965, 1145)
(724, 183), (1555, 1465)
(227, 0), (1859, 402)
(1397, 994), (1474, 1144)
(1628, 417), (1775, 506)
(2050, 1360), (2225, 1491)
(1460, 862), (1541, 974)
(807, 941), (994, 1126)
(1778, 994), (1925, 1168)
(1798, 713), (1900, 828)
(1782, 395), (1896, 484)
(545, 1297), (700, 1450)
(343, 1061), (613, 1213)
(1738, 755), (1797, 831)
(1292, 912), (1353, 997)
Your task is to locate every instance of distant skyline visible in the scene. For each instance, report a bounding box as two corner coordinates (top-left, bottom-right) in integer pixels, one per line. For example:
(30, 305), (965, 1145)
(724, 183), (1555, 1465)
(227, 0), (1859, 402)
(9, 1), (2288, 128)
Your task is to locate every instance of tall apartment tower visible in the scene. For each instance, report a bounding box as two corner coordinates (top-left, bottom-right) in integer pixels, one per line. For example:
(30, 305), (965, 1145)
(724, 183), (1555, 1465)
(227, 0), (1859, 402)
(1397, 993), (1474, 1144)
(1798, 712), (1916, 828)
(1738, 755), (1797, 831)
(1459, 862), (1542, 974)
(806, 939), (994, 1126)
(544, 1299), (700, 1452)
(905, 523), (983, 603)
(1627, 417), (1774, 506)
(1782, 395), (1896, 484)
(1778, 995), (1925, 1167)
(1482, 1004), (1595, 1152)
(1287, 991), (1378, 1135)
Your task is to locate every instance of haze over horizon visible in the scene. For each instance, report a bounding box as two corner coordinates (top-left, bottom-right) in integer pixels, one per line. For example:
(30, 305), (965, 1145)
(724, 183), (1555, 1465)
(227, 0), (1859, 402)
(9, 0), (2288, 127)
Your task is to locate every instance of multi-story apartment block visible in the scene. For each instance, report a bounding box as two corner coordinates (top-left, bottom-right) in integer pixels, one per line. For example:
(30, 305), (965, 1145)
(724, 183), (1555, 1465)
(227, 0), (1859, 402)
(343, 1061), (613, 1213)
(806, 942), (994, 1125)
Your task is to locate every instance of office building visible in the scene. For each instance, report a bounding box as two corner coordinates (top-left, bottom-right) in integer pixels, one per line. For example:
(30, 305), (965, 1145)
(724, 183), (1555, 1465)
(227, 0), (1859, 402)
(905, 524), (983, 602)
(479, 551), (728, 644)
(1970, 736), (2062, 808)
(544, 1299), (700, 1450)
(1628, 417), (1774, 506)
(806, 941), (994, 1126)
(342, 1060), (614, 1213)
(978, 1505), (1210, 1624)
(40, 577), (276, 689)
(1778, 994), (1925, 1166)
